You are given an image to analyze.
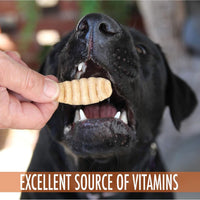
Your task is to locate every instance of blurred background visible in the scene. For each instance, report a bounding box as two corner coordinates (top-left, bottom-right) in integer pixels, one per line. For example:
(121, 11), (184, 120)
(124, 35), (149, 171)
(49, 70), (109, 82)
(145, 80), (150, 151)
(0, 0), (199, 199)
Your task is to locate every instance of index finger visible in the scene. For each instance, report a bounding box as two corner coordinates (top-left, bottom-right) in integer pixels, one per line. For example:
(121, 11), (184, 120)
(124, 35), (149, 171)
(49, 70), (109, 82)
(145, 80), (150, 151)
(0, 51), (59, 103)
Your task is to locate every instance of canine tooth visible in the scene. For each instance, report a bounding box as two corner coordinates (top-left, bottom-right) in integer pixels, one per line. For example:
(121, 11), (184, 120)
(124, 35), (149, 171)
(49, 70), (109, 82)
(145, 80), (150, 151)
(114, 111), (121, 119)
(79, 109), (87, 121)
(74, 110), (80, 122)
(75, 63), (87, 79)
(64, 125), (71, 134)
(120, 110), (128, 124)
(78, 62), (87, 72)
(82, 62), (87, 72)
(78, 62), (83, 71)
(75, 71), (82, 79)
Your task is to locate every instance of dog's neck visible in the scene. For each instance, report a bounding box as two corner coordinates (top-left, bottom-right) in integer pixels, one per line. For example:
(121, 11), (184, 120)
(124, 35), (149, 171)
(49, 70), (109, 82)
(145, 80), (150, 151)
(133, 142), (158, 171)
(78, 191), (127, 199)
(76, 143), (158, 199)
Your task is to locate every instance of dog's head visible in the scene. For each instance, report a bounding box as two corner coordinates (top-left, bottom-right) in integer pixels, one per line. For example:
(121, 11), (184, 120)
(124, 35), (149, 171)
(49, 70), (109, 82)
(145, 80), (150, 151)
(40, 13), (197, 170)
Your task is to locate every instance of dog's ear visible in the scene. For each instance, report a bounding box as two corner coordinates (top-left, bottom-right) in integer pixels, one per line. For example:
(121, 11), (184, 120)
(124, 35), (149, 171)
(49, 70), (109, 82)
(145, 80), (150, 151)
(157, 45), (197, 130)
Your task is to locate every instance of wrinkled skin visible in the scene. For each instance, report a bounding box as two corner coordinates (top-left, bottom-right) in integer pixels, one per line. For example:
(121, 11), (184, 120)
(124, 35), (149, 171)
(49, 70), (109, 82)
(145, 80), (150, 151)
(21, 14), (197, 199)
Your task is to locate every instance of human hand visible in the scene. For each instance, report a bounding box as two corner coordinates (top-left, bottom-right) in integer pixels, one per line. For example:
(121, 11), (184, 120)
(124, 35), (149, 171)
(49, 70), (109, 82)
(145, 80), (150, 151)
(0, 51), (59, 129)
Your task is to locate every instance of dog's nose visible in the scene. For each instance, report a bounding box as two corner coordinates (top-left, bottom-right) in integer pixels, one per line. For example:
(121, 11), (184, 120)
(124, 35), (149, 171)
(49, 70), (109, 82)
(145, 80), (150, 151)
(76, 13), (121, 41)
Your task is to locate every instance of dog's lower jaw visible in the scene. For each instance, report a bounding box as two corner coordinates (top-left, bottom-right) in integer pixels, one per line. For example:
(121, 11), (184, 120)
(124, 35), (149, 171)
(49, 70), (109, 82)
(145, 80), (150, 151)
(61, 144), (130, 171)
(60, 141), (158, 172)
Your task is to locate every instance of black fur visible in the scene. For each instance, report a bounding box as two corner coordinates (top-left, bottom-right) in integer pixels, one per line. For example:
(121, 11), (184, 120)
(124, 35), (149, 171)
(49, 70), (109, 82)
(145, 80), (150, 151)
(21, 13), (197, 199)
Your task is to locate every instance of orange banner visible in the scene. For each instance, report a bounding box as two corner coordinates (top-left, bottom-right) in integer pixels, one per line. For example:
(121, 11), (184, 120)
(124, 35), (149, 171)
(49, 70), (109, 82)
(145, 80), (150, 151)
(0, 172), (200, 193)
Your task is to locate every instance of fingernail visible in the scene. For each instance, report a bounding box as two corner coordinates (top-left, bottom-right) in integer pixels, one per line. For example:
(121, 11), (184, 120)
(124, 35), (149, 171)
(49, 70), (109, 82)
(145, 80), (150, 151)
(43, 78), (59, 100)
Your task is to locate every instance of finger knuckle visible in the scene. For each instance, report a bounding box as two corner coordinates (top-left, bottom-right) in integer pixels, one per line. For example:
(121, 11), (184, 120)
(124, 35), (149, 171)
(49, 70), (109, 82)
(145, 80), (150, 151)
(24, 69), (37, 91)
(0, 53), (9, 80)
(0, 89), (11, 128)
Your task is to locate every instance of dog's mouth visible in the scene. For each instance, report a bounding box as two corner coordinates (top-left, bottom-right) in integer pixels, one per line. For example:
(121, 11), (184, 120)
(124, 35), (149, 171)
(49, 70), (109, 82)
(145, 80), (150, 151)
(73, 59), (135, 126)
(61, 59), (136, 157)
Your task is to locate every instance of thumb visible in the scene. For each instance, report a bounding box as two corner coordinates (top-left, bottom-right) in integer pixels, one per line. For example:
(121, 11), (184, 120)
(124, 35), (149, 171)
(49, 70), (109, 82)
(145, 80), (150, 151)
(0, 51), (59, 103)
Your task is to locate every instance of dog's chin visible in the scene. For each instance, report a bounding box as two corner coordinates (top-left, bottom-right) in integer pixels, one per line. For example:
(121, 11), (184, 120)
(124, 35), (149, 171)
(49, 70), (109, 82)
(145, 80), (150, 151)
(61, 117), (136, 157)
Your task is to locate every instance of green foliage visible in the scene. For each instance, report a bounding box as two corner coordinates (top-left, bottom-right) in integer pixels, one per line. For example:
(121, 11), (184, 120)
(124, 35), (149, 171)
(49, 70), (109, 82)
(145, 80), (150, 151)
(102, 1), (132, 24)
(17, 1), (40, 51)
(38, 45), (52, 66)
(79, 1), (103, 17)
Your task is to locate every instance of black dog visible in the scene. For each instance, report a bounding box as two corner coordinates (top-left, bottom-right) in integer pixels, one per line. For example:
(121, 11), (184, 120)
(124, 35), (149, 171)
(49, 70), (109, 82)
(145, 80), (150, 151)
(21, 13), (197, 199)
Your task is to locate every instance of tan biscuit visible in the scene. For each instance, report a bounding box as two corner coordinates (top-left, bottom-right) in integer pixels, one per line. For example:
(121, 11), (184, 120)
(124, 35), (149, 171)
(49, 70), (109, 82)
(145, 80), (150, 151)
(79, 78), (90, 105)
(57, 77), (112, 105)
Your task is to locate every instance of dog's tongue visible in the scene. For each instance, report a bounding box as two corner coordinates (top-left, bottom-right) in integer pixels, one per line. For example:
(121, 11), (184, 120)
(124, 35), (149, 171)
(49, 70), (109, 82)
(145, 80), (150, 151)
(84, 104), (117, 119)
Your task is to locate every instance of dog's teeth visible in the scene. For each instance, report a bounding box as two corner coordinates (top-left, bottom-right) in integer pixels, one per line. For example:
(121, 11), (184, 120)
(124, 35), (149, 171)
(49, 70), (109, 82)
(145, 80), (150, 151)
(75, 71), (82, 79)
(64, 125), (71, 134)
(120, 110), (128, 124)
(78, 62), (83, 71)
(74, 110), (80, 122)
(114, 111), (121, 119)
(78, 62), (87, 72)
(82, 62), (87, 72)
(79, 109), (87, 121)
(74, 109), (87, 122)
(75, 62), (87, 79)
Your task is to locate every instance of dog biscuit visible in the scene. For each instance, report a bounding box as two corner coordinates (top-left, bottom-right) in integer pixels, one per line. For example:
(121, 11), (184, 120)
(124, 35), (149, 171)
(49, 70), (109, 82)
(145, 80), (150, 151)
(57, 77), (112, 105)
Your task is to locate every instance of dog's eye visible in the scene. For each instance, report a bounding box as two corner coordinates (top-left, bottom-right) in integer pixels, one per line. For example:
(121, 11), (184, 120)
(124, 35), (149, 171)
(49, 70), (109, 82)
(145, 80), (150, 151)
(136, 45), (147, 55)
